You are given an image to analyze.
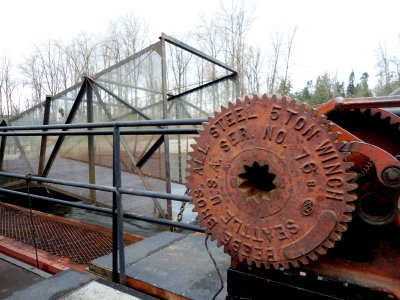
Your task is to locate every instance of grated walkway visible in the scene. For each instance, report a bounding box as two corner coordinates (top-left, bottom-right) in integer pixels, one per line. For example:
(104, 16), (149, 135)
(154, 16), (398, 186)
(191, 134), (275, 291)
(0, 203), (134, 264)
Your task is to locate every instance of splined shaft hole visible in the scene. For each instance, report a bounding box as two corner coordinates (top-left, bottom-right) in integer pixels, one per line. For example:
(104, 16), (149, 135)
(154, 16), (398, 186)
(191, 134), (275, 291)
(239, 162), (276, 194)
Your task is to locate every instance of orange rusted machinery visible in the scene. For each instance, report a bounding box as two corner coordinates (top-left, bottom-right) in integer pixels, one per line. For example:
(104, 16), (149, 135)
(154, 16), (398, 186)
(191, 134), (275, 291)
(188, 95), (400, 299)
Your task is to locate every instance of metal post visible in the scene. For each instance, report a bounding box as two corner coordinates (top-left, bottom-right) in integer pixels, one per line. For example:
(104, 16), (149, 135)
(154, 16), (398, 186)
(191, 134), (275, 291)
(161, 36), (172, 220)
(0, 121), (7, 171)
(112, 125), (126, 285)
(175, 101), (182, 183)
(42, 80), (87, 177)
(87, 82), (96, 204)
(38, 96), (51, 176)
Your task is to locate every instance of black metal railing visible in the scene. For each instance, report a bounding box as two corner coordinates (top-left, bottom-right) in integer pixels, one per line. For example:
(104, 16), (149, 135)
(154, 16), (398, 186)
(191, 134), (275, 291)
(0, 118), (207, 285)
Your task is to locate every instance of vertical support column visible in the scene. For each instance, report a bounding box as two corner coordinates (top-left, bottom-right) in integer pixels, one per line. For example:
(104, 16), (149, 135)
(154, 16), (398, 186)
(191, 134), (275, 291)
(112, 126), (126, 285)
(38, 96), (51, 176)
(161, 36), (172, 219)
(0, 121), (7, 171)
(175, 101), (182, 183)
(87, 81), (96, 204)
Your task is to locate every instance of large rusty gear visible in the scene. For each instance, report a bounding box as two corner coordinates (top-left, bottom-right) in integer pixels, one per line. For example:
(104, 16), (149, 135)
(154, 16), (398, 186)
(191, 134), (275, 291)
(187, 94), (357, 269)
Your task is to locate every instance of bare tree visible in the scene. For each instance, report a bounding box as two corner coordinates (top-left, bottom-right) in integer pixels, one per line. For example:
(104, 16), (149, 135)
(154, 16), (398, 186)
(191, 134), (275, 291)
(19, 40), (65, 105)
(215, 0), (254, 96)
(100, 12), (148, 68)
(244, 45), (264, 94)
(266, 29), (283, 94)
(60, 32), (99, 84)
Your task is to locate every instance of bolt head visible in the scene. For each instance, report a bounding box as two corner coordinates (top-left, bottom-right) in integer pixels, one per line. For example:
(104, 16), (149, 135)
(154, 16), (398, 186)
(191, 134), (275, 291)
(382, 167), (400, 186)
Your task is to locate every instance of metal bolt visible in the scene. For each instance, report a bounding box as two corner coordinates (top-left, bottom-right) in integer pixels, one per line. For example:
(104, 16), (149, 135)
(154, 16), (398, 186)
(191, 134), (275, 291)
(382, 167), (400, 186)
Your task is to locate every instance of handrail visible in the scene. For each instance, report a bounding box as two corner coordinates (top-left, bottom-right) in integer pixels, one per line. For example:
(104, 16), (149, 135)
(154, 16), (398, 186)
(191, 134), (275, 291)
(0, 118), (204, 285)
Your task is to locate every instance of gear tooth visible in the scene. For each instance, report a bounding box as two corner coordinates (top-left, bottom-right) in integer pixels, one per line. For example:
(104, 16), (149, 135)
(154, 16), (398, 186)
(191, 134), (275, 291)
(337, 222), (348, 232)
(236, 98), (243, 105)
(308, 108), (318, 117)
(262, 262), (271, 270)
(272, 263), (280, 270)
(369, 109), (380, 117)
(359, 108), (367, 113)
(289, 99), (297, 107)
(290, 261), (299, 268)
(220, 105), (228, 112)
(253, 94), (260, 101)
(261, 94), (270, 101)
(282, 262), (290, 269)
(255, 261), (262, 268)
(316, 247), (327, 255)
(308, 252), (318, 261)
(342, 212), (353, 222)
(216, 240), (223, 248)
(299, 257), (309, 265)
(271, 94), (278, 103)
(331, 231), (342, 241)
(325, 122), (334, 130)
(343, 161), (354, 170)
(189, 143), (197, 151)
(317, 115), (328, 124)
(346, 183), (358, 192)
(214, 111), (220, 117)
(299, 103), (310, 113)
(209, 234), (216, 241)
(246, 258), (253, 266)
(228, 101), (234, 108)
(346, 171), (358, 181)
(345, 193), (358, 202)
(329, 131), (341, 140)
(244, 95), (252, 103)
(325, 239), (335, 248)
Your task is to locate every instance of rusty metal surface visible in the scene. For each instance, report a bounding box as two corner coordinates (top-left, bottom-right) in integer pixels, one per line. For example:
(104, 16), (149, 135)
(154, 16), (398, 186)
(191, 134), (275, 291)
(0, 203), (134, 265)
(188, 94), (357, 269)
(316, 96), (400, 115)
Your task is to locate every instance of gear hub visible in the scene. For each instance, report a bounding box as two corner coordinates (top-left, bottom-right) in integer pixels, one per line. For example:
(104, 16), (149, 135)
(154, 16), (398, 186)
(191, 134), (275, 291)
(188, 94), (357, 269)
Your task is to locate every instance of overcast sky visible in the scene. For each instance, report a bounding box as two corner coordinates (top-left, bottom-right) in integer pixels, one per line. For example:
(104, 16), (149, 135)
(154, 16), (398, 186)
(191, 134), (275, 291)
(0, 0), (398, 91)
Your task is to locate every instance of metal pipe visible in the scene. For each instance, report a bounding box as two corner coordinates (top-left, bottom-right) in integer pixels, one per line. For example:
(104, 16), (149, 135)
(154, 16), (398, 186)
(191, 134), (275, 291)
(87, 84), (96, 204)
(0, 128), (199, 136)
(167, 73), (237, 101)
(38, 96), (51, 176)
(0, 121), (7, 171)
(161, 33), (237, 74)
(0, 187), (203, 232)
(335, 96), (400, 110)
(0, 118), (207, 131)
(136, 136), (164, 168)
(161, 36), (172, 220)
(0, 171), (192, 202)
(112, 126), (125, 284)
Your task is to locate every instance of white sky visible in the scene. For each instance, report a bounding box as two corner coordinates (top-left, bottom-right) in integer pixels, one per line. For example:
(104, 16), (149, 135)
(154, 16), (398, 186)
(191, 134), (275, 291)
(0, 0), (399, 91)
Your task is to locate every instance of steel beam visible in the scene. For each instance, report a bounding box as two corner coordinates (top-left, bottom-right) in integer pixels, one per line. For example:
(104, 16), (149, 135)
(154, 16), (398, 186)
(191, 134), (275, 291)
(38, 96), (51, 176)
(0, 120), (7, 171)
(41, 80), (87, 177)
(87, 82), (96, 204)
(161, 36), (172, 220)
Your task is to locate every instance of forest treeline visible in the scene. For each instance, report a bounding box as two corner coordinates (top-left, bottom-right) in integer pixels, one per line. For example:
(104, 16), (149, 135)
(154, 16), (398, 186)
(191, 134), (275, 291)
(0, 1), (399, 117)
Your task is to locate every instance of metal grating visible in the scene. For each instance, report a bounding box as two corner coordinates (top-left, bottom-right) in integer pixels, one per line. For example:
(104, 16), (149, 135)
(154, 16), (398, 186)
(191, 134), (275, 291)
(0, 204), (134, 264)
